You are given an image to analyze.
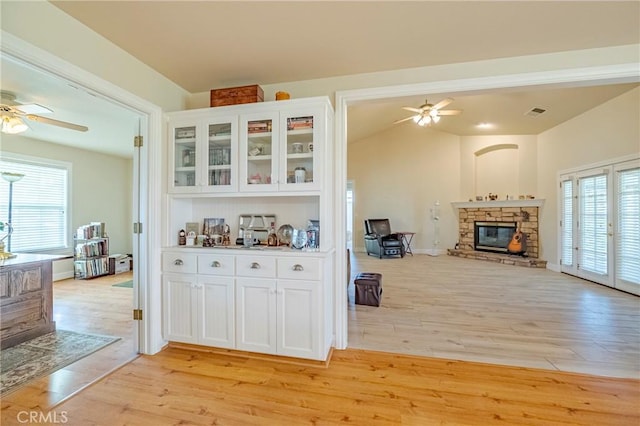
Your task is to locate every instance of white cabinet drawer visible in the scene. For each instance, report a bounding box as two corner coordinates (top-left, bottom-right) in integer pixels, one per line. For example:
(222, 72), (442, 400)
(198, 254), (235, 276)
(236, 255), (276, 278)
(162, 252), (197, 274)
(277, 257), (321, 281)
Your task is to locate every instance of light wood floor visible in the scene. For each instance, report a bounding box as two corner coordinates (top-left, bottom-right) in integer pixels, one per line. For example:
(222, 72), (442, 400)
(348, 252), (640, 379)
(15, 345), (640, 425)
(2, 255), (639, 425)
(1, 272), (137, 415)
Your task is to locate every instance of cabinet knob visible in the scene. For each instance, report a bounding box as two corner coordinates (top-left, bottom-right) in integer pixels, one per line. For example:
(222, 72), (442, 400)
(292, 264), (304, 271)
(250, 262), (261, 269)
(211, 261), (221, 268)
(174, 259), (184, 266)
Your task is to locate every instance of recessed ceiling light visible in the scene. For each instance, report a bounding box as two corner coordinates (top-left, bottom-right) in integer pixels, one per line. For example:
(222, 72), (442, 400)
(476, 122), (493, 129)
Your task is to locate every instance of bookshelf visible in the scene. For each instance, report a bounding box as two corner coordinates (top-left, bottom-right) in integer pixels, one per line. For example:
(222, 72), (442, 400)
(74, 222), (109, 279)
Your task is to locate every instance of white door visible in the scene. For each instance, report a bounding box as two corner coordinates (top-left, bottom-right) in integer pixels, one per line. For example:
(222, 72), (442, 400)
(613, 161), (640, 295)
(277, 280), (320, 359)
(198, 277), (235, 348)
(235, 278), (277, 354)
(559, 158), (640, 295)
(162, 274), (197, 343)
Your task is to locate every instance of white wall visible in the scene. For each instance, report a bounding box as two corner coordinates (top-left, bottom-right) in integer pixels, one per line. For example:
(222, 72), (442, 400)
(537, 86), (640, 264)
(1, 135), (133, 257)
(348, 124), (460, 253)
(460, 135), (538, 200)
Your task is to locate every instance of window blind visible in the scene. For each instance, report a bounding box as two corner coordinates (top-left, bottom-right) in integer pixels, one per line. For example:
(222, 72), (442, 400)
(579, 174), (608, 275)
(0, 158), (68, 252)
(561, 179), (573, 266)
(616, 167), (640, 285)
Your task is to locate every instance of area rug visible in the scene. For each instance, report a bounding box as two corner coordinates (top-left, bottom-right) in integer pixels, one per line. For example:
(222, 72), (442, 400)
(112, 280), (133, 288)
(1, 329), (120, 396)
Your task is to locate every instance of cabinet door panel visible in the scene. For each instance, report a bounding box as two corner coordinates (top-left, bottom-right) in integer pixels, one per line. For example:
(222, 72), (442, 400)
(203, 118), (238, 193)
(235, 278), (276, 354)
(277, 280), (321, 359)
(279, 106), (324, 191)
(170, 122), (199, 193)
(198, 277), (235, 348)
(163, 274), (197, 343)
(239, 111), (279, 192)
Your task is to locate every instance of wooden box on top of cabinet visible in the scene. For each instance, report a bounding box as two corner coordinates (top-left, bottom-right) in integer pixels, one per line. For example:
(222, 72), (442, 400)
(210, 84), (264, 107)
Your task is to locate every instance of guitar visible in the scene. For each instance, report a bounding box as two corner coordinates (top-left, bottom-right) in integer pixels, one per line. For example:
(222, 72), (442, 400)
(507, 226), (527, 254)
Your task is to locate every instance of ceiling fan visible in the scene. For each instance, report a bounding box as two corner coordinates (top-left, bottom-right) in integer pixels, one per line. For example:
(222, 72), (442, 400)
(0, 91), (88, 134)
(394, 97), (462, 126)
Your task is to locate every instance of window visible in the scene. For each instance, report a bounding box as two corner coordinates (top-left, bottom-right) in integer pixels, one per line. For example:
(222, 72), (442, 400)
(0, 153), (70, 253)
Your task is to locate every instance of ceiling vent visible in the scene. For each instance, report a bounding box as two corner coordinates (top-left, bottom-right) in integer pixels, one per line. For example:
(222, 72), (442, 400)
(524, 107), (547, 117)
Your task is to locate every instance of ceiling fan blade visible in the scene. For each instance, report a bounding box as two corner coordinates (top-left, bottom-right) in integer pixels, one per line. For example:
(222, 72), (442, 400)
(15, 104), (53, 115)
(402, 106), (423, 113)
(432, 97), (453, 110)
(393, 115), (417, 124)
(25, 114), (89, 132)
(437, 109), (462, 116)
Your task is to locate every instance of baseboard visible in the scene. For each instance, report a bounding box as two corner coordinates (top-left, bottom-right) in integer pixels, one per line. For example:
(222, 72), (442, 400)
(167, 342), (333, 368)
(546, 262), (561, 272)
(53, 257), (74, 281)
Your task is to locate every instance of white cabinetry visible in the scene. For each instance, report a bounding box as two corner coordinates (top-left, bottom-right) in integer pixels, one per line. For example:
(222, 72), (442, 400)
(235, 255), (323, 359)
(162, 96), (334, 361)
(167, 97), (331, 195)
(162, 252), (235, 348)
(239, 104), (326, 192)
(169, 115), (238, 194)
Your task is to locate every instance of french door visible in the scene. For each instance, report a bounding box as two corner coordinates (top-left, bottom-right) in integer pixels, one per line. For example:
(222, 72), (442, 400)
(560, 159), (640, 295)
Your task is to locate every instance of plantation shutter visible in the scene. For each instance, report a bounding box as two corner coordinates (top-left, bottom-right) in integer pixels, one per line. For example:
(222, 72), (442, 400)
(561, 179), (573, 266)
(616, 167), (640, 285)
(579, 174), (608, 275)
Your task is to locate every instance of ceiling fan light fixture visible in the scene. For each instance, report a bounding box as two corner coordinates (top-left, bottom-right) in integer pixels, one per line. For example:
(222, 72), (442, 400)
(431, 115), (441, 123)
(1, 115), (28, 134)
(418, 115), (431, 126)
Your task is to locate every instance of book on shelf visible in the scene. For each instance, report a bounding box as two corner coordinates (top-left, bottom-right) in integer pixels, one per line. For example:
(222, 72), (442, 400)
(76, 222), (106, 239)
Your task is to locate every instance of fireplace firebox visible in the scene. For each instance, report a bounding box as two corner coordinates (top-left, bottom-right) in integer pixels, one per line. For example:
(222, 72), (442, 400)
(474, 221), (516, 253)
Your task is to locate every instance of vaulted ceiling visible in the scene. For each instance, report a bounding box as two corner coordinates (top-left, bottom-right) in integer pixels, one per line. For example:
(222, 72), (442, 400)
(1, 1), (638, 155)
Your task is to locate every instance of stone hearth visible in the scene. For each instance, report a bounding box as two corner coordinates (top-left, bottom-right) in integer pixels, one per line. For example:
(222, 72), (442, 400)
(447, 248), (547, 268)
(449, 200), (545, 267)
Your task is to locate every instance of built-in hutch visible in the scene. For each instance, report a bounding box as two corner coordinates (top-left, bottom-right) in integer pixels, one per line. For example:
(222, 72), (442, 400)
(163, 97), (334, 361)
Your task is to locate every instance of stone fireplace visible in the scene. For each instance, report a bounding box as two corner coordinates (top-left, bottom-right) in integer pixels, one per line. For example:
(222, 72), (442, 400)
(449, 200), (546, 268)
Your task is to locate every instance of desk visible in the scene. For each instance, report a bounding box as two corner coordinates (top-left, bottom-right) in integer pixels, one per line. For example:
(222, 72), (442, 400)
(397, 232), (416, 256)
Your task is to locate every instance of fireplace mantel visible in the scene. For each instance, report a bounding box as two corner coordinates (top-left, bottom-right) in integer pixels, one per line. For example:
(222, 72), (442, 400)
(451, 199), (545, 209)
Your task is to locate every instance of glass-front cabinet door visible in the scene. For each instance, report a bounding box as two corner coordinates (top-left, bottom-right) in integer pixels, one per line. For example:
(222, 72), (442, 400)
(239, 111), (279, 192)
(279, 107), (322, 191)
(170, 123), (198, 193)
(204, 118), (237, 192)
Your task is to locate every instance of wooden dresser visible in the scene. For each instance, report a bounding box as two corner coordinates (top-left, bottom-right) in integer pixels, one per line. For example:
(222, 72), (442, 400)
(0, 254), (61, 349)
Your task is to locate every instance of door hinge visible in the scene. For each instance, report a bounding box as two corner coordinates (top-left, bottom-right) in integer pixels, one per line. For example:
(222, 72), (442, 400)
(134, 136), (143, 147)
(133, 309), (143, 321)
(133, 222), (142, 234)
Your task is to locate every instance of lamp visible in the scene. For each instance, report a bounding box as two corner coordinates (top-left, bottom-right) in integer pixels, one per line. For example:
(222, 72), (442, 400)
(1, 115), (28, 134)
(1, 171), (25, 255)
